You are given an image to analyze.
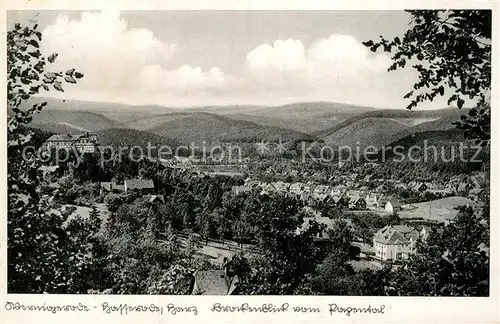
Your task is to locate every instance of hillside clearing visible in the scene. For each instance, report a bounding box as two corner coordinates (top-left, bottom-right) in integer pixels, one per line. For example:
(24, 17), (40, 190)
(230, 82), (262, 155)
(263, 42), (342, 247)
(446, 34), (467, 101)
(399, 196), (479, 222)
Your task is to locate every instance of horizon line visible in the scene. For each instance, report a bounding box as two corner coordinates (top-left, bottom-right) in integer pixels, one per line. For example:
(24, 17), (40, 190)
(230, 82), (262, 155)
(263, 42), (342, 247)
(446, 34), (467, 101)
(30, 95), (461, 112)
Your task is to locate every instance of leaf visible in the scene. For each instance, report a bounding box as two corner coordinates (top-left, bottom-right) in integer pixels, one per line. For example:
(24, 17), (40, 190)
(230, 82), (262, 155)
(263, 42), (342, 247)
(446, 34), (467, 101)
(29, 39), (39, 48)
(54, 81), (64, 92)
(447, 94), (458, 105)
(64, 76), (76, 84)
(362, 40), (374, 47)
(370, 44), (380, 52)
(394, 36), (401, 45)
(457, 98), (465, 109)
(28, 51), (41, 58)
(74, 72), (84, 79)
(65, 68), (75, 76)
(47, 53), (58, 63)
(403, 91), (414, 99)
(45, 72), (57, 79)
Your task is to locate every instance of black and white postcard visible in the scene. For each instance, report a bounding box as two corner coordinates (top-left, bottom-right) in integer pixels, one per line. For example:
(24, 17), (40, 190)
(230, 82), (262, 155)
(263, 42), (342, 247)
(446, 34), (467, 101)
(1, 1), (498, 323)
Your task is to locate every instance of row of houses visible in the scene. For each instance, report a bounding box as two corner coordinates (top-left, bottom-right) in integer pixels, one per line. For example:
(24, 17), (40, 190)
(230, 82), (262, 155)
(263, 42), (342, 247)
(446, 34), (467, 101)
(232, 179), (402, 213)
(395, 177), (486, 202)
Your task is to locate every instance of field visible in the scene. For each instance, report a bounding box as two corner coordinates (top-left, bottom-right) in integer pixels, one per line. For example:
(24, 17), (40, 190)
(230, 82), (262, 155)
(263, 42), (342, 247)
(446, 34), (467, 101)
(64, 203), (111, 232)
(399, 196), (478, 223)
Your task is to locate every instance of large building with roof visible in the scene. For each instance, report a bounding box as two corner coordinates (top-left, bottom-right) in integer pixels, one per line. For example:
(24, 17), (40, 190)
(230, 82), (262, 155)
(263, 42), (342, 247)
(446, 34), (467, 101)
(373, 225), (421, 262)
(191, 270), (239, 295)
(44, 133), (98, 153)
(124, 179), (155, 194)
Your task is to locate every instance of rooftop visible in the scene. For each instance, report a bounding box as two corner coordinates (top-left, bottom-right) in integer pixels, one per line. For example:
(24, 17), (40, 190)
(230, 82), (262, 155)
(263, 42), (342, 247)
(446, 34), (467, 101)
(191, 270), (238, 295)
(374, 225), (419, 245)
(124, 179), (155, 190)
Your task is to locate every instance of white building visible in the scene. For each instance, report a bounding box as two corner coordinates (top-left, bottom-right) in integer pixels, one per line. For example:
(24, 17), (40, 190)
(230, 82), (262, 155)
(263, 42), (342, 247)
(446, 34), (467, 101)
(384, 198), (401, 214)
(44, 133), (98, 153)
(373, 225), (420, 262)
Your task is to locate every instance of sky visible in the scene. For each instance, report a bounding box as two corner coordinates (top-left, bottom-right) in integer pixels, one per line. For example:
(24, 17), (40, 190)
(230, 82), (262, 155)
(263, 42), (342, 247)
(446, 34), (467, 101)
(8, 10), (451, 109)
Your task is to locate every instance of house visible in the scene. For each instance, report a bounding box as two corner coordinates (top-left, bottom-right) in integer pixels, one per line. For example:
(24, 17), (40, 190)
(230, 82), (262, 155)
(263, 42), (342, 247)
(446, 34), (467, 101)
(100, 181), (125, 194)
(348, 195), (367, 210)
(37, 165), (60, 181)
(373, 225), (420, 262)
(289, 182), (305, 194)
(145, 194), (165, 204)
(457, 181), (472, 195)
(313, 185), (332, 196)
(365, 193), (379, 208)
(419, 225), (432, 241)
(468, 188), (485, 202)
(296, 216), (336, 242)
(232, 185), (252, 195)
(332, 195), (345, 207)
(191, 270), (239, 295)
(301, 192), (316, 205)
(44, 133), (98, 153)
(394, 182), (406, 189)
(124, 179), (155, 194)
(413, 182), (428, 192)
(273, 181), (290, 193)
(303, 181), (317, 194)
(429, 188), (453, 197)
(313, 193), (330, 204)
(245, 180), (262, 188)
(100, 182), (113, 195)
(384, 198), (401, 214)
(330, 187), (346, 197)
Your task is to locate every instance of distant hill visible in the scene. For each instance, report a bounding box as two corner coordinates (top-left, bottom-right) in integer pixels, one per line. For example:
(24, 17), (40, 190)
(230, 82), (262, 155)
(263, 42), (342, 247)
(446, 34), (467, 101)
(315, 108), (464, 138)
(30, 110), (121, 132)
(22, 98), (470, 148)
(124, 101), (376, 133)
(322, 118), (409, 150)
(242, 102), (377, 119)
(184, 102), (375, 118)
(19, 97), (177, 123)
(143, 112), (316, 143)
(213, 113), (340, 134)
(29, 98), (374, 119)
(316, 108), (469, 150)
(383, 128), (466, 156)
(124, 113), (191, 131)
(383, 110), (469, 146)
(378, 128), (487, 174)
(30, 122), (91, 134)
(95, 128), (183, 150)
(24, 98), (377, 133)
